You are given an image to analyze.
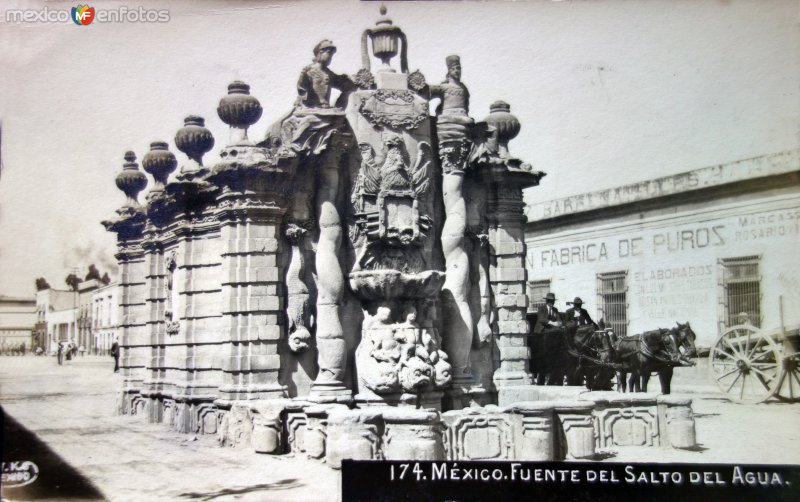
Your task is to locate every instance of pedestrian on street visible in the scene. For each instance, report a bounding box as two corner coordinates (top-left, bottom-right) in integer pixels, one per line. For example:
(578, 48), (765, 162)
(57, 342), (64, 365)
(111, 339), (120, 373)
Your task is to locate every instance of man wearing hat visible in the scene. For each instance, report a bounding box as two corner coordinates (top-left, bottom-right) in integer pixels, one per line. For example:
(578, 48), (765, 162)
(532, 292), (564, 385)
(564, 297), (597, 329)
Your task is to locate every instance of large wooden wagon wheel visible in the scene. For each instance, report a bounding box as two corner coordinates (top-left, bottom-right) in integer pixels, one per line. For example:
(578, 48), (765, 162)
(709, 324), (782, 403)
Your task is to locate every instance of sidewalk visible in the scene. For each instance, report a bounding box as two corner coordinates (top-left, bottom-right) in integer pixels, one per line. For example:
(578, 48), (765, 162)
(0, 356), (339, 502)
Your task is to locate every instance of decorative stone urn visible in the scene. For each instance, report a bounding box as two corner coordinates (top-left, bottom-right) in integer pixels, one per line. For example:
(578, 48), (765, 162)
(174, 115), (214, 179)
(115, 151), (147, 209)
(217, 81), (263, 145)
(483, 100), (520, 158)
(142, 141), (177, 196)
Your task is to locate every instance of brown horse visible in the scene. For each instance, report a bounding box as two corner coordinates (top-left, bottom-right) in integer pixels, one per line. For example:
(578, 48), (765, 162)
(616, 322), (697, 393)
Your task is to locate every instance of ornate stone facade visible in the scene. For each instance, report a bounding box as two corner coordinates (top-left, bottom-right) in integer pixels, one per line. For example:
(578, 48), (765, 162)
(103, 7), (696, 465)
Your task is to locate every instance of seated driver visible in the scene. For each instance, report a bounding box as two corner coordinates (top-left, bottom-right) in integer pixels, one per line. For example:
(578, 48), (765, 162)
(564, 297), (598, 329)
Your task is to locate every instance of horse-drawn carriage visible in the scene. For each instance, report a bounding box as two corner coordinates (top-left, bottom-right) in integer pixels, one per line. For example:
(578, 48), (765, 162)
(528, 310), (697, 393)
(708, 318), (800, 403)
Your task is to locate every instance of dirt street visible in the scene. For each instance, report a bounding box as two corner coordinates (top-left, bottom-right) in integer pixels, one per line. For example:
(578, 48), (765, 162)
(1, 356), (799, 501)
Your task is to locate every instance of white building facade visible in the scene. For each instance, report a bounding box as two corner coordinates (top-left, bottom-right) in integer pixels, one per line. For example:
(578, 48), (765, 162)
(0, 296), (36, 352)
(524, 150), (800, 349)
(92, 282), (118, 355)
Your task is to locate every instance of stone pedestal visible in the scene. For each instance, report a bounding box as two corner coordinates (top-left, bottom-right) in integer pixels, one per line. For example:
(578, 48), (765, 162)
(325, 409), (383, 469)
(553, 401), (596, 460)
(585, 392), (660, 448)
(442, 406), (516, 461)
(658, 395), (697, 449)
(506, 402), (556, 461)
(304, 404), (348, 460)
(381, 408), (445, 461)
(217, 401), (253, 448)
(251, 400), (288, 454)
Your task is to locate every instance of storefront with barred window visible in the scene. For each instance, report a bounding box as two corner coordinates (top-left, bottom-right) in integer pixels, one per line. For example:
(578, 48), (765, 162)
(524, 150), (800, 349)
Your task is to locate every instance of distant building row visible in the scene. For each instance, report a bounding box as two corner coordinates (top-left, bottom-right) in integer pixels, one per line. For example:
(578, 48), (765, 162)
(0, 280), (118, 355)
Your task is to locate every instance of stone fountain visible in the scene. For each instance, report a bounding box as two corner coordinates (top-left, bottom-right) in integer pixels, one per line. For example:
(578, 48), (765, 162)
(102, 6), (697, 467)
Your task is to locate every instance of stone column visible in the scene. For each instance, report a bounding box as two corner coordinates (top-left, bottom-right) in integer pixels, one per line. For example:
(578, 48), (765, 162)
(170, 116), (222, 434)
(217, 191), (287, 401)
(310, 146), (351, 401)
(212, 81), (288, 403)
(478, 102), (545, 406)
(142, 243), (169, 423)
(172, 223), (223, 433)
(117, 240), (148, 416)
(140, 141), (179, 425)
(102, 151), (149, 416)
(488, 183), (534, 403)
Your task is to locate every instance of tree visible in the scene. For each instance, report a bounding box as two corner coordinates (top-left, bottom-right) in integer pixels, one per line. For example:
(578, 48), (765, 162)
(101, 272), (111, 285)
(35, 277), (51, 291)
(85, 264), (102, 281)
(65, 273), (81, 291)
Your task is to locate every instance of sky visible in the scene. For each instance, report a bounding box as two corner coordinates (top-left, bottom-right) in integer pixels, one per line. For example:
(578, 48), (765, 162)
(0, 0), (798, 297)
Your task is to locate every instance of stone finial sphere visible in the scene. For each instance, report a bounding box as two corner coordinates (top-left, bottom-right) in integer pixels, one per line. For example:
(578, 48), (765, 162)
(175, 115), (214, 165)
(217, 81), (263, 129)
(485, 100), (520, 144)
(115, 151), (147, 205)
(141, 141), (177, 185)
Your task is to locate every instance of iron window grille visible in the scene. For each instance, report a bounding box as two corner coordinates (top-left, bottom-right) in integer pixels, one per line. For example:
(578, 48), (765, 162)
(597, 271), (628, 337)
(528, 279), (552, 313)
(720, 256), (761, 328)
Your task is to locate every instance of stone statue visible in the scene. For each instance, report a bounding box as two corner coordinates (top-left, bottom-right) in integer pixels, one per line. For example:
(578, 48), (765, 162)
(263, 40), (355, 156)
(296, 40), (354, 109)
(429, 55), (473, 145)
(432, 55), (476, 382)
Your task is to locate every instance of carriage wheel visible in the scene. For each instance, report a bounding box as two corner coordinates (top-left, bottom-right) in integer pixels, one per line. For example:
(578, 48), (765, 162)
(773, 352), (800, 402)
(708, 324), (782, 404)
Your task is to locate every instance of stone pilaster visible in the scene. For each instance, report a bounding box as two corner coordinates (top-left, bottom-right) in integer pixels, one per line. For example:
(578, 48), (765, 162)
(488, 183), (533, 404)
(102, 151), (149, 416)
(474, 101), (545, 406)
(171, 218), (223, 433)
(216, 190), (288, 401)
(141, 243), (170, 423)
(116, 239), (148, 416)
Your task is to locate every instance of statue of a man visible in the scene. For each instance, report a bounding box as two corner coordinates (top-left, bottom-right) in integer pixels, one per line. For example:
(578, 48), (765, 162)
(296, 40), (354, 109)
(430, 55), (469, 114)
(264, 40), (354, 155)
(428, 55), (473, 143)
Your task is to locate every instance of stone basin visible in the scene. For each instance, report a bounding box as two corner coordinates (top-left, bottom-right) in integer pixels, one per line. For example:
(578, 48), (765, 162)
(348, 270), (446, 301)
